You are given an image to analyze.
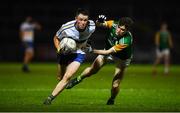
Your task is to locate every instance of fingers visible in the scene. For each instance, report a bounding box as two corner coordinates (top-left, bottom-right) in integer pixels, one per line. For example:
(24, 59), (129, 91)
(97, 15), (107, 23)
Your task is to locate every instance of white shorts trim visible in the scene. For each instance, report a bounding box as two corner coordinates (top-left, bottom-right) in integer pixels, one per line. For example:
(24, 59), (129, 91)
(156, 49), (170, 58)
(99, 55), (131, 67)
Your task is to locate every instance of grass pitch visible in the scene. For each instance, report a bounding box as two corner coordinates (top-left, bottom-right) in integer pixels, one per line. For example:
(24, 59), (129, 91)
(0, 62), (179, 112)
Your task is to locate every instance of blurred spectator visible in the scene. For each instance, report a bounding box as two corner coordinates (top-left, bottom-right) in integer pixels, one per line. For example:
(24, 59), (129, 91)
(20, 16), (41, 72)
(152, 22), (173, 75)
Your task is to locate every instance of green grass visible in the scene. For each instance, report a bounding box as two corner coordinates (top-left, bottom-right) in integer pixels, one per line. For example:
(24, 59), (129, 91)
(0, 62), (180, 112)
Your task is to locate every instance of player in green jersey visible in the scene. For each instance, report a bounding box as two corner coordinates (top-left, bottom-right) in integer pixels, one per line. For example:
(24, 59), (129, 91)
(66, 15), (134, 105)
(152, 22), (173, 75)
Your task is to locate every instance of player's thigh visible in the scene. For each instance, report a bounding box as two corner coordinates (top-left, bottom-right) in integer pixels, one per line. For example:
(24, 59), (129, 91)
(114, 59), (130, 79)
(64, 61), (81, 79)
(25, 48), (34, 57)
(24, 42), (34, 54)
(156, 49), (163, 59)
(163, 49), (170, 60)
(115, 58), (131, 69)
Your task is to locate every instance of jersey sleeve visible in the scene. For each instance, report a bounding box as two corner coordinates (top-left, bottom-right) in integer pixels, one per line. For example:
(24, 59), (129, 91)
(113, 44), (128, 52)
(55, 24), (67, 40)
(113, 36), (131, 52)
(20, 24), (25, 31)
(89, 20), (96, 33)
(105, 20), (114, 28)
(20, 23), (27, 31)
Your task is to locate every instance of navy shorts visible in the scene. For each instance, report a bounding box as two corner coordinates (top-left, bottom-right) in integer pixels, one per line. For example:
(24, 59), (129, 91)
(22, 41), (34, 49)
(57, 53), (85, 65)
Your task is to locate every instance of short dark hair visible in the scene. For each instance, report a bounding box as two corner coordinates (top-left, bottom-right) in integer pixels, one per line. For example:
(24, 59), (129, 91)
(118, 17), (134, 30)
(75, 8), (89, 17)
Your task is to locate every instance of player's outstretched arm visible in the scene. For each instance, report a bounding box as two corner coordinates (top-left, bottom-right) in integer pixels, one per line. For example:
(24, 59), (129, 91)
(93, 47), (115, 55)
(93, 43), (128, 55)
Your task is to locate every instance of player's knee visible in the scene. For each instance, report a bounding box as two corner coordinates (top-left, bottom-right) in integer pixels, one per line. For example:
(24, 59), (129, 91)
(63, 73), (72, 81)
(27, 52), (34, 58)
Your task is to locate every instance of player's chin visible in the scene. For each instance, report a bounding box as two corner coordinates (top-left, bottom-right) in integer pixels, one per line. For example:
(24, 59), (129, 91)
(79, 25), (86, 30)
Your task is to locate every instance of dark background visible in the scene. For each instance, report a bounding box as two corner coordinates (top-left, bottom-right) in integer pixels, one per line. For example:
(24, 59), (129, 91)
(0, 0), (179, 64)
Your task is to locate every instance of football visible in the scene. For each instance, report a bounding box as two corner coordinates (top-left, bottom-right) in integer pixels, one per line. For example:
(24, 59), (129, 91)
(60, 37), (77, 54)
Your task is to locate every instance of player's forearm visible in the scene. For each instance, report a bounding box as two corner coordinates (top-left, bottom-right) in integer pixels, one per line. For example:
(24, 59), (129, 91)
(93, 48), (114, 55)
(155, 40), (159, 46)
(93, 49), (108, 55)
(169, 40), (173, 48)
(169, 37), (173, 48)
(155, 33), (160, 46)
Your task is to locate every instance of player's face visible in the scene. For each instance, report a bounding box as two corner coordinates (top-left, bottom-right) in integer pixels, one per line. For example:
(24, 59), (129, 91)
(161, 24), (167, 30)
(75, 14), (89, 30)
(116, 25), (127, 36)
(26, 16), (33, 23)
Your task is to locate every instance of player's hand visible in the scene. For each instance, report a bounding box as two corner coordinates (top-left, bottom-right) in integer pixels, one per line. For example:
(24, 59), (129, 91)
(97, 15), (106, 23)
(57, 46), (72, 55)
(56, 47), (62, 54)
(84, 44), (93, 53)
(87, 46), (93, 53)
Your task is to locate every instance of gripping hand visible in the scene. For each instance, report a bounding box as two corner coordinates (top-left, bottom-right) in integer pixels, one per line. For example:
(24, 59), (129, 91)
(97, 15), (106, 23)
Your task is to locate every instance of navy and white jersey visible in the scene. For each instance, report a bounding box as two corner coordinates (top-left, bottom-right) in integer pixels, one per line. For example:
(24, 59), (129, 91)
(20, 22), (36, 42)
(56, 20), (96, 54)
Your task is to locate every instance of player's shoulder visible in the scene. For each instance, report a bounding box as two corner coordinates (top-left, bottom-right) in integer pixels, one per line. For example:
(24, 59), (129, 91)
(156, 30), (161, 33)
(59, 20), (76, 32)
(113, 20), (118, 24)
(166, 30), (172, 35)
(126, 31), (133, 37)
(21, 22), (28, 27)
(122, 31), (133, 40)
(20, 22), (32, 30)
(111, 20), (118, 28)
(88, 20), (95, 26)
(62, 20), (76, 28)
(88, 20), (96, 32)
(119, 31), (133, 44)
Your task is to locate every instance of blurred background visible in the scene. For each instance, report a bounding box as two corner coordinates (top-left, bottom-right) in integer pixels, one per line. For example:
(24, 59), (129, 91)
(0, 0), (179, 64)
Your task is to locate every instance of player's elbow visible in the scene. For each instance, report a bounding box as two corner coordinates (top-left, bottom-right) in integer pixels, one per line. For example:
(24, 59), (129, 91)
(53, 36), (59, 42)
